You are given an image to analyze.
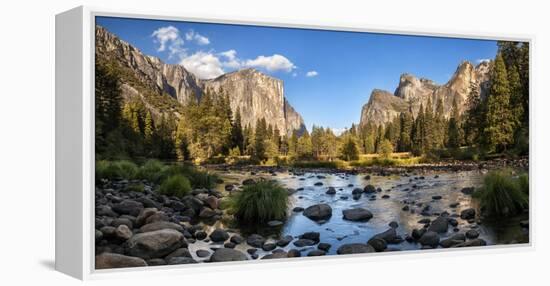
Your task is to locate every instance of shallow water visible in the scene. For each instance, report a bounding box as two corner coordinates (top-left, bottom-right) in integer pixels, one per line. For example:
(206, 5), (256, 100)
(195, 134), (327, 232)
(203, 169), (528, 258)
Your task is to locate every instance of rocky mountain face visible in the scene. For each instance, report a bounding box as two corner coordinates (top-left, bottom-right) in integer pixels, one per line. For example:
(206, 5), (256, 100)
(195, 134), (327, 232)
(360, 61), (491, 127)
(95, 26), (306, 136)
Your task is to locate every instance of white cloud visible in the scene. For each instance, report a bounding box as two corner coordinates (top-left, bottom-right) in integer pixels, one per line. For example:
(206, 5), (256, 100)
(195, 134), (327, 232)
(306, 70), (318, 77)
(331, 128), (347, 136)
(180, 51), (224, 79)
(477, 58), (491, 63)
(151, 26), (183, 53)
(185, 30), (210, 45)
(219, 50), (242, 69)
(292, 72), (298, 77)
(244, 54), (296, 72)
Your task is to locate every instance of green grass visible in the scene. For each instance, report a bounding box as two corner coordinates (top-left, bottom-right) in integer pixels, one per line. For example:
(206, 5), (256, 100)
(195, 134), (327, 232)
(96, 160), (139, 181)
(137, 159), (167, 183)
(291, 160), (346, 169)
(350, 156), (423, 167)
(160, 164), (219, 189)
(230, 180), (289, 224)
(158, 175), (192, 198)
(474, 169), (529, 217)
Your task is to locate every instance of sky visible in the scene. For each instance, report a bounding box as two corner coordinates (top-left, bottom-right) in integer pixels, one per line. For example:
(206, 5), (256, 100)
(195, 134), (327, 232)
(96, 16), (498, 133)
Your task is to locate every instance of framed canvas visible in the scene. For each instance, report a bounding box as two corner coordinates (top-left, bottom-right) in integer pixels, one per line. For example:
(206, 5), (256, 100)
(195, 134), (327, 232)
(55, 6), (532, 280)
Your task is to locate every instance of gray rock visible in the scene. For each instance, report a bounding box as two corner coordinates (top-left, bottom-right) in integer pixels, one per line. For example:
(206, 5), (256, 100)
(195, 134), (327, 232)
(140, 221), (183, 233)
(262, 243), (277, 251)
(427, 216), (449, 234)
(287, 249), (301, 257)
(112, 218), (133, 229)
(326, 187), (336, 195)
(136, 208), (158, 227)
(342, 208), (373, 222)
(209, 229), (230, 243)
(452, 238), (487, 247)
(115, 225), (132, 241)
(199, 207), (217, 218)
(336, 243), (375, 255)
(466, 229), (480, 239)
(317, 243), (331, 251)
(125, 229), (184, 259)
(460, 187), (475, 195)
(363, 185), (376, 193)
(112, 200), (144, 216)
(165, 248), (192, 260)
(167, 257), (197, 265)
(418, 231), (440, 248)
(372, 228), (402, 244)
(196, 249), (211, 258)
(367, 238), (387, 252)
(303, 204), (332, 221)
(293, 239), (316, 247)
(210, 248), (248, 262)
(299, 232), (320, 243)
(276, 235), (293, 247)
(293, 207), (304, 212)
(307, 250), (326, 256)
(95, 253), (147, 269)
(247, 234), (266, 248)
(460, 208), (476, 220)
(262, 252), (288, 259)
(242, 178), (256, 185)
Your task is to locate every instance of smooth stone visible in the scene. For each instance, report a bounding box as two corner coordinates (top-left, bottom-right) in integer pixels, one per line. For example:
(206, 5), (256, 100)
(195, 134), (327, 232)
(247, 234), (266, 248)
(466, 229), (480, 239)
(276, 235), (293, 247)
(230, 234), (244, 244)
(126, 229), (184, 260)
(326, 187), (336, 195)
(293, 239), (316, 247)
(303, 204), (332, 221)
(196, 249), (211, 258)
(307, 250), (326, 256)
(262, 252), (288, 259)
(209, 229), (230, 243)
(460, 208), (476, 220)
(287, 249), (301, 257)
(139, 221), (183, 233)
(367, 238), (387, 252)
(267, 220), (283, 227)
(317, 243), (331, 251)
(262, 243), (277, 251)
(95, 253), (147, 269)
(418, 231), (440, 248)
(342, 208), (373, 222)
(115, 225), (132, 240)
(293, 207), (305, 212)
(167, 257), (197, 265)
(336, 243), (375, 254)
(210, 248), (248, 262)
(427, 216), (449, 234)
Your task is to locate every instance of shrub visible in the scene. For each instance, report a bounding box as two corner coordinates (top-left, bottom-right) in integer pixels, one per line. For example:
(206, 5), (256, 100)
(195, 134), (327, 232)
(160, 164), (219, 189)
(158, 175), (192, 198)
(137, 159), (166, 183)
(231, 180), (289, 224)
(95, 160), (138, 181)
(518, 173), (529, 195)
(378, 139), (394, 159)
(474, 169), (529, 217)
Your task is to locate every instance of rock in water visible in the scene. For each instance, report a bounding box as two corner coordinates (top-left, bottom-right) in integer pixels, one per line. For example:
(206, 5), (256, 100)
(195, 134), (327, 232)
(95, 253), (147, 269)
(460, 208), (476, 220)
(342, 208), (373, 222)
(246, 234), (266, 248)
(125, 229), (184, 259)
(427, 216), (449, 234)
(210, 248), (248, 262)
(303, 204), (332, 221)
(336, 243), (375, 255)
(209, 229), (230, 243)
(418, 231), (440, 248)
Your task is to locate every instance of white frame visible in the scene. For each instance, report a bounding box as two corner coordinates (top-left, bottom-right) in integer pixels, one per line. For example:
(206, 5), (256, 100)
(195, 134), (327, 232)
(55, 5), (534, 280)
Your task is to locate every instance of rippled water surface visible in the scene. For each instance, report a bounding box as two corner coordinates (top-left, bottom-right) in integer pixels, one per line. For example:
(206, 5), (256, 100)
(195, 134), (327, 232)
(199, 169), (528, 258)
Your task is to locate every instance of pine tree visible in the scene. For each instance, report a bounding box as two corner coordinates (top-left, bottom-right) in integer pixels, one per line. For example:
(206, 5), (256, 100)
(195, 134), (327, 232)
(434, 98), (445, 148)
(375, 125), (384, 153)
(296, 131), (313, 159)
(424, 98), (435, 152)
(484, 53), (515, 151)
(144, 111), (154, 142)
(252, 118), (268, 162)
(507, 64), (524, 130)
(231, 108), (244, 153)
(447, 97), (461, 149)
(463, 82), (483, 145)
(411, 104), (425, 156)
(398, 111), (413, 152)
(338, 133), (360, 161)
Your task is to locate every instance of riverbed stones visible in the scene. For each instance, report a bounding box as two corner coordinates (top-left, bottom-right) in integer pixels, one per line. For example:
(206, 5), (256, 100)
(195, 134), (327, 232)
(287, 249), (301, 257)
(314, 182), (324, 186)
(276, 235), (293, 247)
(326, 187), (336, 195)
(466, 229), (480, 239)
(460, 208), (476, 220)
(372, 228), (402, 244)
(167, 257), (197, 265)
(115, 225), (132, 241)
(112, 200), (144, 216)
(428, 216), (449, 234)
(367, 238), (387, 252)
(140, 221), (183, 233)
(418, 231), (440, 248)
(336, 243), (375, 255)
(247, 234), (266, 248)
(389, 221), (399, 228)
(230, 235), (244, 244)
(342, 208), (373, 222)
(165, 248), (192, 260)
(209, 229), (230, 243)
(199, 207), (216, 218)
(432, 195), (442, 200)
(452, 238), (487, 247)
(303, 204), (332, 221)
(196, 249), (211, 258)
(262, 243), (277, 251)
(125, 229), (184, 259)
(299, 231), (320, 243)
(364, 185), (376, 193)
(293, 207), (304, 212)
(318, 243), (331, 251)
(412, 228), (427, 240)
(460, 187), (475, 195)
(293, 239), (316, 247)
(262, 252), (288, 259)
(95, 253), (147, 269)
(307, 250), (326, 256)
(135, 208), (158, 227)
(210, 248), (248, 262)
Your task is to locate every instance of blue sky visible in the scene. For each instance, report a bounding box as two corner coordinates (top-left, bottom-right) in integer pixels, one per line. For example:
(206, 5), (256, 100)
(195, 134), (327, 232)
(96, 16), (498, 133)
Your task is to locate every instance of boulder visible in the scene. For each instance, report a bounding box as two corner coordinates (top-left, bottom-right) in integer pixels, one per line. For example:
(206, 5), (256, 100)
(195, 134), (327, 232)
(367, 238), (387, 252)
(262, 243), (277, 251)
(293, 239), (316, 247)
(299, 231), (320, 243)
(247, 234), (266, 248)
(342, 208), (373, 222)
(112, 200), (144, 217)
(372, 228), (402, 244)
(276, 235), (293, 247)
(205, 196), (219, 209)
(466, 229), (480, 239)
(209, 229), (230, 243)
(136, 208), (158, 227)
(336, 243), (375, 255)
(242, 178), (256, 185)
(196, 249), (211, 258)
(140, 221), (183, 233)
(287, 249), (301, 257)
(293, 207), (304, 212)
(303, 204), (332, 221)
(210, 248), (248, 262)
(440, 238), (464, 248)
(364, 185), (376, 193)
(427, 216), (449, 234)
(115, 225), (132, 241)
(95, 253), (147, 269)
(125, 229), (184, 259)
(165, 248), (192, 260)
(230, 234), (244, 244)
(326, 187), (336, 195)
(199, 207), (217, 218)
(317, 243), (331, 252)
(460, 187), (475, 195)
(460, 208), (476, 220)
(166, 257), (197, 265)
(418, 231), (440, 248)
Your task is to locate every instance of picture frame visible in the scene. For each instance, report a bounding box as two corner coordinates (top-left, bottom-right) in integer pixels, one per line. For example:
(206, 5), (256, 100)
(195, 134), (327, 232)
(55, 6), (533, 280)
